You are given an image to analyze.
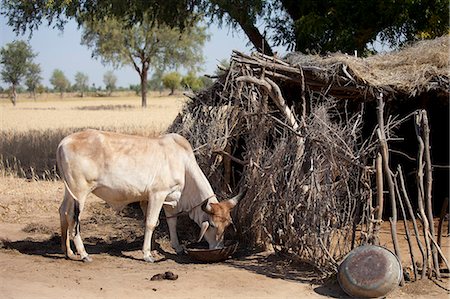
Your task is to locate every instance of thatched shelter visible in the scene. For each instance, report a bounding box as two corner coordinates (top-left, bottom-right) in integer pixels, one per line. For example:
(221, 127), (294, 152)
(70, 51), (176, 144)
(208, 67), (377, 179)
(169, 36), (449, 279)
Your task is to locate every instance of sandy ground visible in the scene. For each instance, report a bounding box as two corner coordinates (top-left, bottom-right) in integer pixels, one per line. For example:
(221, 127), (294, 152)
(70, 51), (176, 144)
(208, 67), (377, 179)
(0, 176), (449, 299)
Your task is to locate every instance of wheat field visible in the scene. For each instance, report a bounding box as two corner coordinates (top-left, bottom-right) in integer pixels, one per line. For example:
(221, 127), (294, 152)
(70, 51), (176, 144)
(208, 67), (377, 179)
(0, 92), (187, 179)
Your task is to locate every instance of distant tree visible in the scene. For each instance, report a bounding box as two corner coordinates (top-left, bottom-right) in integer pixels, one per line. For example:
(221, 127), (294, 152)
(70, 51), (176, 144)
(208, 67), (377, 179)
(103, 71), (117, 96)
(81, 16), (208, 107)
(74, 72), (89, 97)
(0, 40), (37, 105)
(25, 62), (42, 100)
(181, 71), (204, 92)
(162, 72), (182, 95)
(50, 69), (70, 98)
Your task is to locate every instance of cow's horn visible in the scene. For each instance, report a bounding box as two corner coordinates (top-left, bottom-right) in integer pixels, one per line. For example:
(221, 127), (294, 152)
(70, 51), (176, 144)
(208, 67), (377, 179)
(227, 189), (246, 208)
(198, 221), (210, 242)
(201, 199), (213, 214)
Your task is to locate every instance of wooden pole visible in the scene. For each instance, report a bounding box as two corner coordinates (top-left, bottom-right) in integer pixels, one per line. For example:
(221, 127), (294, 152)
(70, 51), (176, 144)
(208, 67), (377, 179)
(421, 111), (440, 278)
(373, 152), (384, 245)
(415, 111), (432, 278)
(376, 93), (404, 285)
(395, 167), (417, 281)
(398, 166), (425, 280)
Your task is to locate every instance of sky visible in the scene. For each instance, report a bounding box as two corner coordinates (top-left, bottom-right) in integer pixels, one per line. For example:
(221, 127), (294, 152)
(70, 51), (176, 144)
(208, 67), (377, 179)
(0, 15), (277, 89)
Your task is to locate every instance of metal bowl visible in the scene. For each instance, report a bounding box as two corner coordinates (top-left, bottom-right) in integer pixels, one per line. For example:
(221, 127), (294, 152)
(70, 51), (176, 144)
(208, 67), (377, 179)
(338, 245), (402, 298)
(186, 240), (238, 263)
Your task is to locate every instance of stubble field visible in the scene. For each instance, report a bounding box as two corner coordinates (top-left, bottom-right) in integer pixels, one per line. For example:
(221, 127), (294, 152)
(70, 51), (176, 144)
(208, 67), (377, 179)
(0, 92), (448, 298)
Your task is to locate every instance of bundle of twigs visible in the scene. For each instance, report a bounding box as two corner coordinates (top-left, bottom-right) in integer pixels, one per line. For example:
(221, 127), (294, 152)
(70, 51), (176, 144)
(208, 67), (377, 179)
(169, 39), (448, 278)
(169, 51), (381, 276)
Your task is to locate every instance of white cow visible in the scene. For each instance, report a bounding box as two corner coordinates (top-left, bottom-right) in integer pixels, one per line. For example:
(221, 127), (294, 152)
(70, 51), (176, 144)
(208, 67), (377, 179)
(56, 129), (242, 262)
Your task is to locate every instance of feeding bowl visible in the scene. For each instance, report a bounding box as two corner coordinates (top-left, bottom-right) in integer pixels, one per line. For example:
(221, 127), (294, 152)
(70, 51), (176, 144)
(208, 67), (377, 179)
(186, 240), (238, 263)
(338, 245), (402, 298)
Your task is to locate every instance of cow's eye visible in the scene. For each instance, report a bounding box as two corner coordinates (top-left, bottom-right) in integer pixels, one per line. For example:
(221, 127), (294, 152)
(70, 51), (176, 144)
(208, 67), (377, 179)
(209, 221), (216, 228)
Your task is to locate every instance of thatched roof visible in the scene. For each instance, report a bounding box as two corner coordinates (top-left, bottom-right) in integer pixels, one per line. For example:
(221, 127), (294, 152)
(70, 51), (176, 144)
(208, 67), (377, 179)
(236, 35), (449, 100)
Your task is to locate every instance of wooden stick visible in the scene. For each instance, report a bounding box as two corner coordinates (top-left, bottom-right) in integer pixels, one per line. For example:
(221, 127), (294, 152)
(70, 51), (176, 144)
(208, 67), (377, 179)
(398, 166), (424, 279)
(376, 93), (403, 285)
(427, 230), (450, 272)
(421, 110), (440, 278)
(374, 152), (384, 245)
(395, 168), (417, 281)
(415, 111), (432, 278)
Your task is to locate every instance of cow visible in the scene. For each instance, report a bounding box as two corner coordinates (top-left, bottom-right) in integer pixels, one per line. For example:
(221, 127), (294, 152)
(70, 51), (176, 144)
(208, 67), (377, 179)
(56, 129), (242, 262)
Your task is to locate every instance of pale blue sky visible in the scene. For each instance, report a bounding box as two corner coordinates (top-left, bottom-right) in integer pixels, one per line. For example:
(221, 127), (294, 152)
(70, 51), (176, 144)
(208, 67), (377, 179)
(1, 15), (280, 89)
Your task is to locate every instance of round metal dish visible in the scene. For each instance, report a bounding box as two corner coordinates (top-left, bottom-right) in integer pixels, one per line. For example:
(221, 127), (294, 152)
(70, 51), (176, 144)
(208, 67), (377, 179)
(186, 240), (238, 263)
(338, 245), (402, 298)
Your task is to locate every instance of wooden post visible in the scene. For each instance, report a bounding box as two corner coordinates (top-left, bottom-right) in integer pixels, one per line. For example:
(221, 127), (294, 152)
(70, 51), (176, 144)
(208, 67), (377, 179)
(398, 166), (425, 280)
(373, 152), (384, 245)
(395, 168), (417, 281)
(376, 93), (404, 285)
(415, 111), (432, 278)
(421, 111), (440, 278)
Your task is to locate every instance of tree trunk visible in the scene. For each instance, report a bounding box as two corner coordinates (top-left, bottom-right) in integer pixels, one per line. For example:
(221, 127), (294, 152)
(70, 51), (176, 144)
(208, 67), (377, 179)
(11, 84), (17, 106)
(140, 68), (148, 108)
(239, 22), (274, 56)
(222, 6), (274, 56)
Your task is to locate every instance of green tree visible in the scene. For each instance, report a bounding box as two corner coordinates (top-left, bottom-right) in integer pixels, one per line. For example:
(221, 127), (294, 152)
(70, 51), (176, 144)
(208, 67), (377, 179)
(0, 40), (37, 105)
(162, 72), (182, 95)
(50, 69), (70, 98)
(81, 16), (208, 107)
(25, 62), (42, 100)
(267, 0), (449, 54)
(181, 71), (204, 92)
(103, 70), (116, 96)
(3, 1), (448, 55)
(74, 71), (89, 97)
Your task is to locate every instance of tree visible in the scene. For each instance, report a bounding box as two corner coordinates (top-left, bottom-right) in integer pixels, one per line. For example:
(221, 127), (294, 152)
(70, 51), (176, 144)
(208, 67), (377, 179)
(181, 71), (204, 92)
(50, 69), (70, 98)
(3, 0), (448, 56)
(103, 71), (117, 96)
(162, 72), (182, 95)
(74, 72), (89, 97)
(81, 16), (208, 107)
(0, 40), (37, 105)
(267, 0), (450, 54)
(25, 62), (42, 100)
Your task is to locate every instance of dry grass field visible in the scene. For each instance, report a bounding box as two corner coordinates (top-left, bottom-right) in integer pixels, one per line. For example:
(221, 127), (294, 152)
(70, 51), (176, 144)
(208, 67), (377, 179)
(0, 91), (186, 178)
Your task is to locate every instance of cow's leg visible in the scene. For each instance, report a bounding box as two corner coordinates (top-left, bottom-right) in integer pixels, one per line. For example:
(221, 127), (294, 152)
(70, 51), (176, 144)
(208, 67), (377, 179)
(163, 206), (184, 254)
(139, 201), (148, 218)
(142, 192), (166, 262)
(59, 192), (76, 259)
(72, 197), (92, 262)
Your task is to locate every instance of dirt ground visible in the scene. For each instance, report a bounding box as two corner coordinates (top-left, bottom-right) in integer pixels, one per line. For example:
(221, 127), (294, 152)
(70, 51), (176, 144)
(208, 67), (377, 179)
(0, 176), (448, 299)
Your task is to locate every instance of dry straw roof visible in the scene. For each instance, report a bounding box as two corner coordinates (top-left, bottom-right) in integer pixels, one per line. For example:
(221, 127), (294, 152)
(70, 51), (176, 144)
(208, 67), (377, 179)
(281, 35), (449, 99)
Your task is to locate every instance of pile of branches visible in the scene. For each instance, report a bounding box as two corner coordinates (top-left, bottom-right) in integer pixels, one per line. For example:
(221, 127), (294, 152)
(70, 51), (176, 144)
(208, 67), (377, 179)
(169, 51), (382, 276)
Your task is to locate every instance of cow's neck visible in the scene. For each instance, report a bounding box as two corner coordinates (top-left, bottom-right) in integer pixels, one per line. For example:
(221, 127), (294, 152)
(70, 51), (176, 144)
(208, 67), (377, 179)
(182, 163), (218, 226)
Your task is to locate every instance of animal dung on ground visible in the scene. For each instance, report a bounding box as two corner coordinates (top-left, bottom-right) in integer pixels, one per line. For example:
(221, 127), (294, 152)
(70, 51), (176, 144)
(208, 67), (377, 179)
(150, 271), (179, 281)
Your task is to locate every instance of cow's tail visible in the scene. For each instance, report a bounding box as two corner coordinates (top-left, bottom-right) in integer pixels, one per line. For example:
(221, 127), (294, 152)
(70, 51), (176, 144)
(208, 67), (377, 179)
(56, 142), (81, 235)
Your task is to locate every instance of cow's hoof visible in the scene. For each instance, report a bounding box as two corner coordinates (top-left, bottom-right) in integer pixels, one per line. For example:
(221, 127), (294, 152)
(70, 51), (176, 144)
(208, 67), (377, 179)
(82, 255), (93, 263)
(144, 255), (155, 263)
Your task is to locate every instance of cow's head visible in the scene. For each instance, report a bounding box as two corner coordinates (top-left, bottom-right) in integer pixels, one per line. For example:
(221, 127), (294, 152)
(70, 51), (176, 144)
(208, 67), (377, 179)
(199, 191), (244, 249)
